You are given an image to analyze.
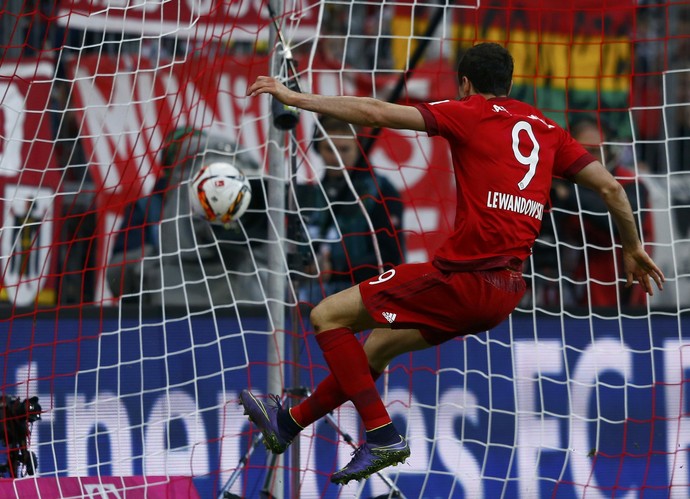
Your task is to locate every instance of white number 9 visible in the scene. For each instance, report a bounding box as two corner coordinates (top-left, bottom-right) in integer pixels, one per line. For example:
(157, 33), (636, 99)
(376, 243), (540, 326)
(368, 269), (396, 285)
(512, 121), (540, 190)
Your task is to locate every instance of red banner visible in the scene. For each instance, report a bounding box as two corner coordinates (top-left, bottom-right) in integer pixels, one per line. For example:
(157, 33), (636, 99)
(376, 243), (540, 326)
(57, 0), (320, 41)
(0, 60), (60, 306)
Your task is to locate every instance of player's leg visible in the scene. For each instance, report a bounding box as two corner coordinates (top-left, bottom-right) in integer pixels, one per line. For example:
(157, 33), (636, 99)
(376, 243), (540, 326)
(239, 290), (424, 449)
(290, 326), (431, 430)
(308, 285), (398, 438)
(241, 262), (459, 481)
(239, 281), (411, 448)
(363, 327), (431, 372)
(305, 285), (416, 484)
(239, 284), (374, 452)
(313, 266), (526, 483)
(239, 325), (429, 456)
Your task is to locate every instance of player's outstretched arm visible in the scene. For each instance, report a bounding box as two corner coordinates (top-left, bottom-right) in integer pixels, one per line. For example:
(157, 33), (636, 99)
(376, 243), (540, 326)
(247, 76), (426, 131)
(573, 161), (665, 295)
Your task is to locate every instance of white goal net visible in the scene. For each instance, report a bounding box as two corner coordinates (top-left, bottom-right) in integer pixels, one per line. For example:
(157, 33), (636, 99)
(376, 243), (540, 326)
(0, 0), (689, 497)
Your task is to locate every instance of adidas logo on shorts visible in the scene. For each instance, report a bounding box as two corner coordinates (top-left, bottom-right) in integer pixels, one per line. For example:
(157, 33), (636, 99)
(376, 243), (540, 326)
(382, 311), (397, 323)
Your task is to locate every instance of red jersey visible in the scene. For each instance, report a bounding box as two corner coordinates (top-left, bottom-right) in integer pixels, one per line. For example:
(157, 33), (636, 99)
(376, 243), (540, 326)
(415, 95), (595, 271)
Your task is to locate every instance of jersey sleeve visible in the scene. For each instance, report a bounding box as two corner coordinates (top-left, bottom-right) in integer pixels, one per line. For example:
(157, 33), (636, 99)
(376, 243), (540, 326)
(413, 97), (480, 142)
(551, 124), (598, 179)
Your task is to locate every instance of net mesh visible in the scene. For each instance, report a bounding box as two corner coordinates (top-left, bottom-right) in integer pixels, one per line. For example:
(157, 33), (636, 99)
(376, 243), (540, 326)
(0, 0), (688, 497)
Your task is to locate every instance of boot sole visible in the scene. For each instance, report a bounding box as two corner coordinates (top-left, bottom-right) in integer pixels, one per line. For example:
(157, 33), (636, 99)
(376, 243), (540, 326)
(330, 448), (410, 485)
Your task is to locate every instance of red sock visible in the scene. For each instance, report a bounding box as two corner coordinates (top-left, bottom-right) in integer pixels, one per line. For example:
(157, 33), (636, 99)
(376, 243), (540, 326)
(314, 327), (391, 431)
(291, 367), (382, 428)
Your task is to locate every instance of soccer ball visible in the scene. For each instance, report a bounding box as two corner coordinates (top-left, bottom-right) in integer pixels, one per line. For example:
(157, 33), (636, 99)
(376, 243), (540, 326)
(190, 162), (252, 224)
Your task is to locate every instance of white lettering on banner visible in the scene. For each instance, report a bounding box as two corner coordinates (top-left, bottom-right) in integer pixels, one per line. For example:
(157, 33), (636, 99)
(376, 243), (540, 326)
(183, 80), (215, 132)
(58, 0), (318, 40)
(486, 190), (544, 220)
(515, 341), (562, 497)
(296, 424), (320, 494)
(134, 71), (165, 194)
(568, 340), (633, 499)
(318, 72), (343, 97)
(144, 391), (210, 476)
(378, 388), (431, 492)
(234, 0), (282, 20)
(215, 74), (237, 139)
(227, 0), (252, 18)
(65, 392), (134, 476)
(663, 340), (690, 497)
(62, 0), (241, 14)
(160, 72), (184, 128)
(188, 0), (214, 17)
(74, 58), (208, 199)
(74, 69), (123, 193)
(22, 338), (690, 496)
(188, 0), (268, 18)
(292, 402), (360, 497)
(436, 386), (484, 497)
(109, 0), (134, 9)
(124, 73), (155, 193)
(330, 405), (360, 493)
(0, 82), (25, 177)
(230, 74), (264, 160)
(66, 0), (315, 20)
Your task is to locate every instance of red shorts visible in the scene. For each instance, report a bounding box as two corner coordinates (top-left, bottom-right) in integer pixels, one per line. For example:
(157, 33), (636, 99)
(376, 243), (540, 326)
(359, 262), (526, 345)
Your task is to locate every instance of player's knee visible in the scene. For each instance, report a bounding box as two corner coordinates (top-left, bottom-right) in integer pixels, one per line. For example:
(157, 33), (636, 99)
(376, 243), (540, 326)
(310, 294), (341, 334)
(309, 302), (328, 335)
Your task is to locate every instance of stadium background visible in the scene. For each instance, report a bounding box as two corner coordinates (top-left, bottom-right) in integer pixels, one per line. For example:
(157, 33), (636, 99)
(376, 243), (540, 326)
(1, 0), (690, 497)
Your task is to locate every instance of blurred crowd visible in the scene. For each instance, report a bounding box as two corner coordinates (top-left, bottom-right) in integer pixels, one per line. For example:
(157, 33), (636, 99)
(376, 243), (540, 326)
(2, 0), (690, 310)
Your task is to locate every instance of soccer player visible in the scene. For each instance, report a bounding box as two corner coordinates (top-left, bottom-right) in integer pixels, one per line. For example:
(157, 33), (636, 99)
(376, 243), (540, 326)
(240, 42), (665, 485)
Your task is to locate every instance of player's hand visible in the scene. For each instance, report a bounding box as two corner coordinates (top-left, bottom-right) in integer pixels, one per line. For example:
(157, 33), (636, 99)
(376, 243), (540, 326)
(622, 244), (665, 295)
(247, 76), (295, 105)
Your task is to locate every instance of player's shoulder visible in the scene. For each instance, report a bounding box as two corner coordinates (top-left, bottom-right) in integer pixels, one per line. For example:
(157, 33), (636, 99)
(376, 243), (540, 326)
(427, 95), (484, 112)
(467, 96), (550, 124)
(493, 97), (542, 118)
(497, 99), (567, 133)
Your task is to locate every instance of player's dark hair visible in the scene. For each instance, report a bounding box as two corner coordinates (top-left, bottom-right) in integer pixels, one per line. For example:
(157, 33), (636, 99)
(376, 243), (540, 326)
(456, 42), (513, 96)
